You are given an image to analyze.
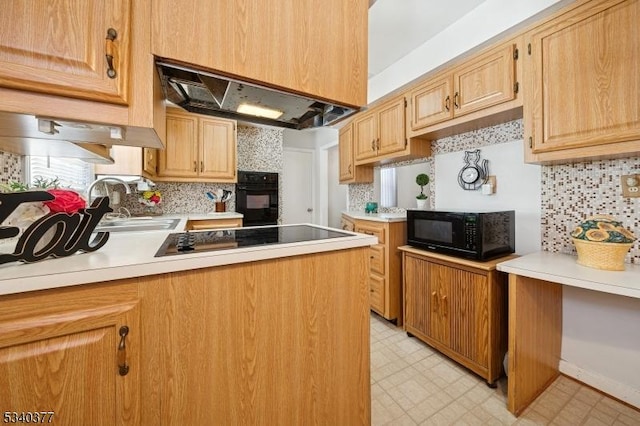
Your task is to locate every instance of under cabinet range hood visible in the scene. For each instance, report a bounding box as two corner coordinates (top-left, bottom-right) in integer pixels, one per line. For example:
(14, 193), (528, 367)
(156, 61), (358, 130)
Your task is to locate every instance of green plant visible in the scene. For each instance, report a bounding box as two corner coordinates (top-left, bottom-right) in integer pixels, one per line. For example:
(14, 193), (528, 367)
(416, 173), (430, 200)
(0, 176), (61, 193)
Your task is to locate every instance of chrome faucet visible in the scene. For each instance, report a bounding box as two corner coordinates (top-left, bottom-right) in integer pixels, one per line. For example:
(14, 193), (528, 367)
(86, 177), (132, 205)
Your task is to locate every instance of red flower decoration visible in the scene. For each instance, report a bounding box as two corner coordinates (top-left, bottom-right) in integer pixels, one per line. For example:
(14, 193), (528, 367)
(43, 189), (87, 214)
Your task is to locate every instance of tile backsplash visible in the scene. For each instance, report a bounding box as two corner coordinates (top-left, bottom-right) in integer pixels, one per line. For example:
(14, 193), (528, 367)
(0, 151), (22, 184)
(542, 158), (640, 264)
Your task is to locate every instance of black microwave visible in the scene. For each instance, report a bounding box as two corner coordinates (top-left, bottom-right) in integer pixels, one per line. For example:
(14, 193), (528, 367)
(407, 210), (515, 261)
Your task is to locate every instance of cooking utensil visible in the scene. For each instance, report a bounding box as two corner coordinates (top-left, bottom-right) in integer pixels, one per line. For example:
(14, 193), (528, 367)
(206, 192), (216, 201)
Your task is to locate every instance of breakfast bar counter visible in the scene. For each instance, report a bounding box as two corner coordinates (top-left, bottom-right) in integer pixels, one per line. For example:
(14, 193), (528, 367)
(497, 252), (640, 416)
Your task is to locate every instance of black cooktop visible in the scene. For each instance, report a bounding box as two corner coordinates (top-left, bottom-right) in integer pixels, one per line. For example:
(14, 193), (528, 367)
(154, 225), (353, 257)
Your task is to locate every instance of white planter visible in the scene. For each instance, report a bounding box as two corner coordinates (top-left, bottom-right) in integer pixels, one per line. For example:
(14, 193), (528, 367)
(416, 198), (428, 210)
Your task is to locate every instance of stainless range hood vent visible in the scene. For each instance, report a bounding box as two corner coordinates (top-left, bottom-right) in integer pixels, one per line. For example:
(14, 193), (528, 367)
(156, 61), (358, 130)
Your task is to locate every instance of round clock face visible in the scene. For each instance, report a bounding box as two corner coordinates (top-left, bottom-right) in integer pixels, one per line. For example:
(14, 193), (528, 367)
(461, 166), (479, 184)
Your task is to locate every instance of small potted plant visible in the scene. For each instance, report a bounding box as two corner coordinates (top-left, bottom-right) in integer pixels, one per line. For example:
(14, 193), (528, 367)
(416, 173), (430, 209)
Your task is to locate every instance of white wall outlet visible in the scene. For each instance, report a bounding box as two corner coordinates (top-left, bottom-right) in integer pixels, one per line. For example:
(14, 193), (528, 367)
(482, 175), (497, 195)
(621, 174), (640, 198)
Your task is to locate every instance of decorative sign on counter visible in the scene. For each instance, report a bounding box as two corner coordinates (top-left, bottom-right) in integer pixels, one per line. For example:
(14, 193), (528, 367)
(0, 191), (111, 265)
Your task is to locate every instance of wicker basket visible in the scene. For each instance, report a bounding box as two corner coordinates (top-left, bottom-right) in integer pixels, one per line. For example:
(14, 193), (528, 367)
(572, 238), (633, 271)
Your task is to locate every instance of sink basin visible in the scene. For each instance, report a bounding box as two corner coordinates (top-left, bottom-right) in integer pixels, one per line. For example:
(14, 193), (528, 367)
(94, 218), (181, 233)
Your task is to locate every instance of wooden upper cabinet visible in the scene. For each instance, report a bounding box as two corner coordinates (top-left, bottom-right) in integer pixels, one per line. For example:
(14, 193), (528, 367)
(158, 109), (237, 182)
(199, 118), (236, 180)
(377, 98), (407, 156)
(453, 43), (517, 117)
(354, 111), (378, 162)
(354, 96), (409, 164)
(0, 282), (140, 425)
(0, 0), (130, 105)
(143, 148), (157, 176)
(152, 0), (368, 107)
(524, 0), (640, 162)
(408, 42), (518, 134)
(409, 76), (453, 130)
(338, 123), (372, 184)
(159, 113), (198, 178)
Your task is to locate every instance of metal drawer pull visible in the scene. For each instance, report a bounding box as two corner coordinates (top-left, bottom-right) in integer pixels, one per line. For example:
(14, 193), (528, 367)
(105, 28), (118, 79)
(117, 325), (130, 376)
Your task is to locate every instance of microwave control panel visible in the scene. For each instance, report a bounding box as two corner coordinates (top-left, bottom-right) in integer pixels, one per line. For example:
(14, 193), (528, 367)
(464, 215), (477, 250)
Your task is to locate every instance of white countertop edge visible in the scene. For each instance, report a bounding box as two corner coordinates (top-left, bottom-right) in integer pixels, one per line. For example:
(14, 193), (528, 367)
(0, 227), (377, 296)
(342, 211), (407, 222)
(497, 251), (640, 299)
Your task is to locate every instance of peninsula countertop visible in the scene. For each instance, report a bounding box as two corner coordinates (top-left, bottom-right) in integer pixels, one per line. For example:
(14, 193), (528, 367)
(342, 211), (407, 222)
(0, 223), (377, 296)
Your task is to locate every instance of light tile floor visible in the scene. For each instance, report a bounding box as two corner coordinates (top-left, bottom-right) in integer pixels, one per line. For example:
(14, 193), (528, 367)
(370, 313), (640, 425)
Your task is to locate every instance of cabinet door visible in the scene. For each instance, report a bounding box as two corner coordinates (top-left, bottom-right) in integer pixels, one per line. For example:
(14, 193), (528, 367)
(447, 267), (488, 368)
(353, 112), (378, 162)
(340, 215), (355, 232)
(143, 148), (157, 176)
(526, 0), (640, 153)
(403, 254), (431, 337)
(409, 76), (453, 130)
(199, 118), (237, 181)
(0, 284), (140, 425)
(377, 97), (407, 157)
(339, 125), (355, 181)
(369, 274), (386, 314)
(0, 0), (130, 105)
(95, 145), (142, 176)
(152, 0), (367, 107)
(158, 113), (199, 178)
(428, 262), (450, 346)
(453, 43), (516, 117)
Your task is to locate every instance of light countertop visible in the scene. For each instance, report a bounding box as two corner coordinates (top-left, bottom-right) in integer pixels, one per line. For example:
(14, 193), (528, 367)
(497, 251), (640, 299)
(0, 222), (377, 297)
(342, 211), (407, 222)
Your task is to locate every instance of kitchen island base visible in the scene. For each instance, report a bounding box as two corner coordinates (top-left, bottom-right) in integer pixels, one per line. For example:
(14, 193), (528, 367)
(0, 246), (372, 425)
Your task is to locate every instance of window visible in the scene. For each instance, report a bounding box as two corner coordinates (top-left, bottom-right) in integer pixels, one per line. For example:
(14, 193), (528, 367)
(379, 167), (397, 208)
(26, 156), (93, 192)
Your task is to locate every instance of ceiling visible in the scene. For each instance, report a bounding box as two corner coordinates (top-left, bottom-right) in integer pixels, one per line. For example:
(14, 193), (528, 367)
(368, 0), (487, 78)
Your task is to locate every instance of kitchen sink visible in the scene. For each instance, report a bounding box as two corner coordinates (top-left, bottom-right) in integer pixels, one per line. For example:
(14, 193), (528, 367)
(94, 218), (182, 233)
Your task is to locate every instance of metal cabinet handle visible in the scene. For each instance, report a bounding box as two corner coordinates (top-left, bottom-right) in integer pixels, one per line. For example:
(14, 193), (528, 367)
(376, 138), (380, 150)
(105, 28), (118, 79)
(371, 140), (376, 151)
(348, 164), (352, 174)
(118, 326), (129, 376)
(193, 161), (197, 172)
(445, 95), (450, 111)
(200, 161), (204, 172)
(454, 92), (460, 109)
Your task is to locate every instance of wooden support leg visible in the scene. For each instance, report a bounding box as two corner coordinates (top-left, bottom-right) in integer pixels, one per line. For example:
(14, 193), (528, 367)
(507, 274), (562, 416)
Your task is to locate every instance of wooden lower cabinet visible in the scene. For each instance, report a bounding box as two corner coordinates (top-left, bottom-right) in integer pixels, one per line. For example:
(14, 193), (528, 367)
(353, 217), (406, 325)
(401, 246), (511, 385)
(0, 246), (370, 425)
(0, 280), (140, 425)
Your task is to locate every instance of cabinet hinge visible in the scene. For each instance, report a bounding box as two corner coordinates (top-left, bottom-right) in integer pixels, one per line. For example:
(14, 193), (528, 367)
(529, 136), (533, 149)
(513, 48), (519, 60)
(527, 43), (532, 55)
(514, 82), (519, 94)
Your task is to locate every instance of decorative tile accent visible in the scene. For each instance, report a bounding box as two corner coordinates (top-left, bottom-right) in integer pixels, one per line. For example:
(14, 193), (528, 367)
(0, 150), (23, 184)
(541, 157), (640, 264)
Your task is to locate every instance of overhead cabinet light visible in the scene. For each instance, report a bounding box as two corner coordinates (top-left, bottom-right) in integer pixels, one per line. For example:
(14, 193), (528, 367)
(237, 103), (284, 119)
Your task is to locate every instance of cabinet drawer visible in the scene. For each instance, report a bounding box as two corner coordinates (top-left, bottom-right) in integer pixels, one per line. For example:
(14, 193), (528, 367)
(369, 275), (385, 313)
(369, 245), (385, 275)
(356, 224), (385, 244)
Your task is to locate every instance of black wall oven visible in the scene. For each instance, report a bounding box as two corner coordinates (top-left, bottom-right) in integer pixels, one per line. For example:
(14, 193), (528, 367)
(236, 171), (279, 226)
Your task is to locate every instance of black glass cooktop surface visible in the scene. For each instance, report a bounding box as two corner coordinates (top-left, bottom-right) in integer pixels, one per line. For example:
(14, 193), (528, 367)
(155, 225), (353, 257)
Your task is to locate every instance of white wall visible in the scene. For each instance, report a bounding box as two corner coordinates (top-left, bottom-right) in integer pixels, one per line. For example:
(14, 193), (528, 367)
(368, 0), (569, 102)
(327, 146), (347, 228)
(434, 140), (541, 255)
